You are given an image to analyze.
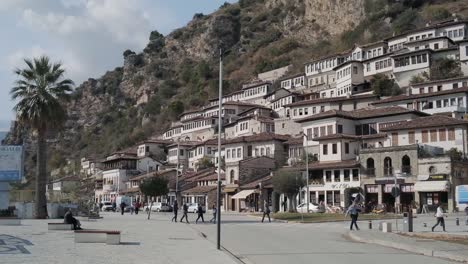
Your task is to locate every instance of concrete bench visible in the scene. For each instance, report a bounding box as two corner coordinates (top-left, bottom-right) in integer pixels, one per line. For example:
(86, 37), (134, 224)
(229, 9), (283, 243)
(48, 223), (73, 230)
(74, 230), (121, 245)
(0, 217), (21, 226)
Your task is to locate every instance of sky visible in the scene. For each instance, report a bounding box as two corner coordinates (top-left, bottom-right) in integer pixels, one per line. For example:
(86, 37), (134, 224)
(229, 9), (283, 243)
(0, 0), (234, 131)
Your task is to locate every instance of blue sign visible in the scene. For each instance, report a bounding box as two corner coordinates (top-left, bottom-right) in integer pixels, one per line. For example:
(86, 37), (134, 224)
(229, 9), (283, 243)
(0, 146), (23, 182)
(457, 185), (468, 204)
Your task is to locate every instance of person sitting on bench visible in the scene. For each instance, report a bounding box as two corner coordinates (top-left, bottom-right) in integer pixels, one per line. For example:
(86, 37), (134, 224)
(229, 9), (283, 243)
(64, 209), (82, 230)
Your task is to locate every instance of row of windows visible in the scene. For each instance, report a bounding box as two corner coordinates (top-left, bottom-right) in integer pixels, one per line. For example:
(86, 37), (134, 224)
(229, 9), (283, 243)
(394, 54), (428, 68)
(272, 96), (293, 110)
(305, 124), (339, 139)
(413, 42), (439, 51)
(408, 33), (434, 42)
(245, 85), (267, 97)
(420, 97), (464, 109)
(388, 42), (405, 52)
(165, 127), (182, 138)
(366, 58), (392, 72)
(337, 66), (358, 80)
(442, 28), (465, 39)
(183, 119), (215, 130)
(238, 122), (249, 131)
(323, 142), (350, 155)
(226, 148), (242, 159)
(305, 58), (338, 73)
(324, 169), (359, 182)
(189, 147), (214, 158)
(337, 85), (351, 96)
(405, 128), (456, 144)
(292, 105), (326, 117)
(281, 77), (305, 88)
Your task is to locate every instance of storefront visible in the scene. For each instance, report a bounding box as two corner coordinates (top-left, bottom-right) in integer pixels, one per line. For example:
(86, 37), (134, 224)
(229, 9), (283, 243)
(414, 179), (450, 212)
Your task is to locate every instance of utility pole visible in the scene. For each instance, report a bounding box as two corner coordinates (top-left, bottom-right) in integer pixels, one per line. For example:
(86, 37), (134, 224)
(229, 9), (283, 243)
(216, 48), (223, 250)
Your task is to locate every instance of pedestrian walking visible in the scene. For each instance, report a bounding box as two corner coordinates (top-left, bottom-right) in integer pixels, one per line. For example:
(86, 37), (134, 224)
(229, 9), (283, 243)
(261, 201), (271, 223)
(135, 201), (140, 215)
(209, 205), (217, 224)
(172, 201), (179, 222)
(120, 202), (126, 215)
(346, 203), (360, 230)
(131, 202), (135, 215)
(196, 204), (205, 224)
(112, 201), (117, 212)
(180, 203), (189, 223)
(432, 203), (446, 232)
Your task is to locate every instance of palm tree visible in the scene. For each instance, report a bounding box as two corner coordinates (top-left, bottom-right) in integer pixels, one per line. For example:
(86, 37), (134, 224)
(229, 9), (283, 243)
(10, 56), (73, 219)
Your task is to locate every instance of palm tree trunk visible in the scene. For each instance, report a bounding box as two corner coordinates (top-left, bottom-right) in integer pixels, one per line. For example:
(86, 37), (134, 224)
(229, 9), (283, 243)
(35, 126), (48, 219)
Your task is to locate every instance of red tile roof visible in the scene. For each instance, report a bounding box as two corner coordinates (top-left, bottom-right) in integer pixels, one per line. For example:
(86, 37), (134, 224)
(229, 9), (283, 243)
(380, 115), (468, 131)
(224, 132), (290, 144)
(312, 133), (361, 141)
(182, 185), (217, 194)
(295, 106), (427, 123)
(373, 87), (468, 105)
(285, 94), (377, 108)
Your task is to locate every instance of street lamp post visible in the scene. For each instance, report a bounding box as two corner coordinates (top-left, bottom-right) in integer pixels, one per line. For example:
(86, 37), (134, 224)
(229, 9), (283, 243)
(176, 139), (180, 205)
(216, 48), (223, 250)
(303, 134), (310, 213)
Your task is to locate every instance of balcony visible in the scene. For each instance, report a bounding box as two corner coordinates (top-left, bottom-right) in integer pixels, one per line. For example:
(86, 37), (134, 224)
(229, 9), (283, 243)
(309, 179), (324, 186)
(384, 167), (393, 176)
(103, 184), (116, 192)
(362, 168), (376, 177)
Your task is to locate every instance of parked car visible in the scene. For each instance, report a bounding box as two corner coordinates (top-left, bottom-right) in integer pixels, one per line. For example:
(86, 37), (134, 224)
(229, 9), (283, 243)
(102, 202), (115, 212)
(144, 202), (172, 212)
(296, 203), (325, 213)
(187, 203), (205, 213)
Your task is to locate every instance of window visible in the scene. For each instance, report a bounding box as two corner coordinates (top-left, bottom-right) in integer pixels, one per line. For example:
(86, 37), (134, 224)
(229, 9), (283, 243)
(230, 170), (235, 184)
(337, 124), (343, 134)
(323, 144), (328, 155)
(422, 130), (429, 143)
(453, 83), (459, 89)
(352, 169), (359, 181)
(345, 142), (349, 154)
(332, 143), (337, 154)
(392, 132), (398, 146)
(448, 128), (455, 140)
(334, 170), (340, 182)
(436, 100), (442, 108)
(227, 149), (231, 159)
(419, 88), (424, 94)
(325, 171), (332, 182)
(434, 43), (439, 50)
(344, 170), (350, 181)
(353, 66), (358, 74)
(237, 148), (241, 158)
(437, 85), (442, 92)
(428, 86), (433, 93)
(439, 129), (446, 141)
(320, 126), (326, 136)
(266, 147), (270, 156)
(307, 128), (312, 139)
(313, 127), (319, 137)
(409, 131), (415, 144)
(430, 129), (437, 142)
(327, 125), (333, 135)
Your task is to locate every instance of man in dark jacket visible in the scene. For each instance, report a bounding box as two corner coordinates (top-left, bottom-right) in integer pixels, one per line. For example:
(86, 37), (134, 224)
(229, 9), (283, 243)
(195, 204), (204, 224)
(171, 201), (179, 222)
(180, 203), (189, 223)
(64, 209), (82, 230)
(120, 202), (126, 215)
(261, 201), (271, 223)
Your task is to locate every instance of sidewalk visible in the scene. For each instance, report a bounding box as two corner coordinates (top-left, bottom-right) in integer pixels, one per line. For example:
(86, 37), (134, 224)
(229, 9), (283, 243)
(347, 230), (468, 263)
(0, 212), (238, 264)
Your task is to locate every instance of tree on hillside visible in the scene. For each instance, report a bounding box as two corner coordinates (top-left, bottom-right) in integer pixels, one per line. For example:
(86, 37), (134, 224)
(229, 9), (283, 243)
(371, 74), (402, 97)
(273, 169), (305, 213)
(139, 177), (169, 220)
(11, 56), (73, 219)
(425, 58), (463, 81)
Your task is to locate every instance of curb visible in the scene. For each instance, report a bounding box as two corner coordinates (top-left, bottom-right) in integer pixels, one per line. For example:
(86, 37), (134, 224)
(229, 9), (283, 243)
(347, 231), (468, 263)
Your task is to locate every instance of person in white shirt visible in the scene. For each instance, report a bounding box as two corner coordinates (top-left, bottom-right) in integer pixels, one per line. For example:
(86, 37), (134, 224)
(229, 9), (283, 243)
(432, 204), (446, 232)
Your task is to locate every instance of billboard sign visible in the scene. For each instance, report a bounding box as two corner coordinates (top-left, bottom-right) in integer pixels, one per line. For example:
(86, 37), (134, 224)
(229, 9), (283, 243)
(456, 185), (468, 204)
(0, 145), (23, 181)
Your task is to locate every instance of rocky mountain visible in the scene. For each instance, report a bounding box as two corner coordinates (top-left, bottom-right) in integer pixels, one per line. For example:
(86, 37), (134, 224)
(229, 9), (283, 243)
(6, 0), (468, 182)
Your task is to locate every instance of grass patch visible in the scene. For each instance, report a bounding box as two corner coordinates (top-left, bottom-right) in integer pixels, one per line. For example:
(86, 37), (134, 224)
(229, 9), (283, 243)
(266, 213), (402, 223)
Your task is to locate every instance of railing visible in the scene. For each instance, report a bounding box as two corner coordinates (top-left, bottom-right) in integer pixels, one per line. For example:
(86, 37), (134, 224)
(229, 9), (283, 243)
(384, 167), (393, 176)
(309, 179), (324, 186)
(401, 166), (411, 174)
(363, 168), (376, 177)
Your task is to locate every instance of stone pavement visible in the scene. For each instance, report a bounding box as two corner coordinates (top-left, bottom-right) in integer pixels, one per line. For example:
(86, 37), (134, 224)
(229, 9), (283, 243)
(347, 213), (468, 263)
(0, 212), (238, 264)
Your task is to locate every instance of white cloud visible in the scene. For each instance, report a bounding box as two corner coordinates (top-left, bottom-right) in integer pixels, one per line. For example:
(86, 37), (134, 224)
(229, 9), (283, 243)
(6, 46), (47, 70)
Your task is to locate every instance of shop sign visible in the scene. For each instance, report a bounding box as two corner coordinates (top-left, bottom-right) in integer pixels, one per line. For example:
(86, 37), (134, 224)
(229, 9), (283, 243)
(366, 185), (379, 193)
(0, 145), (23, 182)
(428, 174), (447, 180)
(384, 184), (397, 193)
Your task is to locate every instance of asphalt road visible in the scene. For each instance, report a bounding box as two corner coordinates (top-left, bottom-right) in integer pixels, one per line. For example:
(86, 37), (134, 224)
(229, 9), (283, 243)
(187, 213), (457, 264)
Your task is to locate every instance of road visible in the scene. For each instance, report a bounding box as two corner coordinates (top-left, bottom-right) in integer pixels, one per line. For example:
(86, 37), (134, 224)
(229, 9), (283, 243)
(186, 213), (457, 264)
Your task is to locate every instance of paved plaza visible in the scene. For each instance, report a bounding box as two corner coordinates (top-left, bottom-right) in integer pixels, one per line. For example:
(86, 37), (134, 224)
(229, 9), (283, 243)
(1, 212), (468, 264)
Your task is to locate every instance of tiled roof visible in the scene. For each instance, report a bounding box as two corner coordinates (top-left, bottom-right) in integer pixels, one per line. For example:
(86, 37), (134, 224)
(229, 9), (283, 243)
(284, 137), (303, 145)
(182, 185), (217, 194)
(312, 133), (361, 141)
(373, 87), (468, 105)
(285, 94), (377, 107)
(282, 160), (361, 171)
(361, 133), (388, 140)
(380, 115), (468, 131)
(385, 19), (468, 41)
(241, 174), (272, 189)
(411, 76), (468, 87)
(242, 81), (272, 90)
(296, 106), (427, 123)
(224, 132), (290, 144)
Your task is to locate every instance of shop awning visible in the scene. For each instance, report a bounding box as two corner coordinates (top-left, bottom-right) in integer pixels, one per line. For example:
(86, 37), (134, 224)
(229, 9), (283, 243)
(414, 181), (450, 192)
(231, 189), (256, 199)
